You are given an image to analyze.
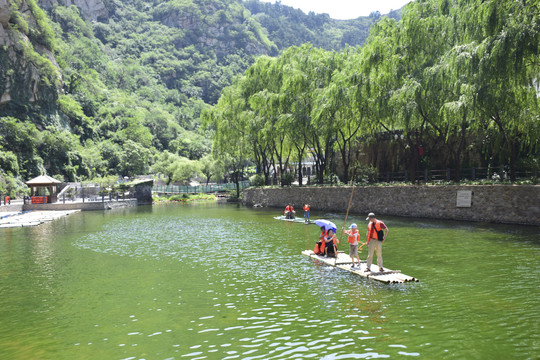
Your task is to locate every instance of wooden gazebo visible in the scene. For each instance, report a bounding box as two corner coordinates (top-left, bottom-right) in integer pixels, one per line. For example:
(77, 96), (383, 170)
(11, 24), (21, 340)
(25, 175), (61, 204)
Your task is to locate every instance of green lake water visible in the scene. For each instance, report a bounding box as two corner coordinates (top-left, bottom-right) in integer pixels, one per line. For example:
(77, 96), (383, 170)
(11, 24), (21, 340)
(0, 203), (538, 359)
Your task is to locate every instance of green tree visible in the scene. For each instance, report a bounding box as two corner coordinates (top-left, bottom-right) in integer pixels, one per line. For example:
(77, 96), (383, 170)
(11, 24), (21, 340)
(202, 85), (251, 198)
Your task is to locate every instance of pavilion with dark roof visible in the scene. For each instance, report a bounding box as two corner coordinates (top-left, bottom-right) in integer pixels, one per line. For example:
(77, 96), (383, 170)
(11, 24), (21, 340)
(25, 175), (62, 204)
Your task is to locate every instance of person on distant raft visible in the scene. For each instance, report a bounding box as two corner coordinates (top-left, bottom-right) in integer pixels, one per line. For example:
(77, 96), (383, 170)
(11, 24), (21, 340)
(324, 228), (339, 258)
(364, 212), (388, 273)
(303, 203), (310, 223)
(284, 203), (295, 219)
(343, 223), (361, 269)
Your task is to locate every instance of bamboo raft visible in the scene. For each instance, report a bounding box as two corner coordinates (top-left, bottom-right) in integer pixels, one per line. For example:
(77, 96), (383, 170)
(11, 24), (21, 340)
(301, 250), (418, 284)
(274, 216), (311, 224)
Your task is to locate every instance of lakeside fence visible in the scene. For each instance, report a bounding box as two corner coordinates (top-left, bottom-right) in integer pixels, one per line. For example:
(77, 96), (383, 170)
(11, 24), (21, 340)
(48, 183), (136, 204)
(376, 166), (537, 183)
(293, 165), (537, 186)
(153, 181), (251, 194)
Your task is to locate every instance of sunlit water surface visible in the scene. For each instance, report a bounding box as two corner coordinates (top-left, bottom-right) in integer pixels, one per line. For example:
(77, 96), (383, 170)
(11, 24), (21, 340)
(0, 203), (538, 359)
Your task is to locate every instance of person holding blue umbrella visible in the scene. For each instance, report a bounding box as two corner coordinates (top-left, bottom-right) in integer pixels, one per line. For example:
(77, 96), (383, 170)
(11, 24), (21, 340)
(314, 219), (338, 256)
(324, 228), (339, 258)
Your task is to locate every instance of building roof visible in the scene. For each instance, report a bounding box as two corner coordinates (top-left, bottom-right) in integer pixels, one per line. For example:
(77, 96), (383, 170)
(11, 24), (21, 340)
(25, 175), (62, 185)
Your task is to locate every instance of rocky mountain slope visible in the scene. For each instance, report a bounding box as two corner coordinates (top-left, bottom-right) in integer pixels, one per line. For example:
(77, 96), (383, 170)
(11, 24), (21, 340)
(0, 0), (400, 190)
(0, 0), (63, 126)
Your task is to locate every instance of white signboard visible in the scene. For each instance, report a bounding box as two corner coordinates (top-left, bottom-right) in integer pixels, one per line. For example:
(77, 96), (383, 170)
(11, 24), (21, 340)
(456, 190), (472, 207)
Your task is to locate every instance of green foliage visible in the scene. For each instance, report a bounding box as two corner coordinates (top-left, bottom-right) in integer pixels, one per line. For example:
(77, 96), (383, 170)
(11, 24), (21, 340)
(243, 1), (397, 50)
(117, 140), (152, 177)
(280, 172), (294, 186)
(0, 149), (19, 175)
(353, 165), (378, 184)
(152, 151), (202, 185)
(3, 0), (537, 199)
(17, 36), (60, 87)
(170, 157), (201, 185)
(0, 172), (28, 197)
(155, 192), (215, 202)
(249, 173), (265, 187)
(0, 117), (42, 178)
(199, 154), (223, 184)
(9, 1), (29, 35)
(207, 0), (539, 185)
(89, 174), (118, 190)
(27, 0), (57, 50)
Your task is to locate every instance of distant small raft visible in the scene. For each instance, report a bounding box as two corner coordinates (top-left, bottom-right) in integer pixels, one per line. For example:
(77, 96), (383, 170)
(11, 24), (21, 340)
(302, 250), (419, 284)
(273, 216), (310, 224)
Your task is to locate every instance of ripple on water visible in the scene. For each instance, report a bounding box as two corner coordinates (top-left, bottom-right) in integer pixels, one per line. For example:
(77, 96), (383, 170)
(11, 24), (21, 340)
(61, 206), (540, 360)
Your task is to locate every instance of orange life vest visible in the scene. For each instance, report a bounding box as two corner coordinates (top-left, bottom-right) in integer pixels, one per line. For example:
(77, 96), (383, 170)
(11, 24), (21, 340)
(367, 220), (385, 242)
(285, 205), (293, 212)
(347, 229), (359, 244)
(303, 204), (310, 211)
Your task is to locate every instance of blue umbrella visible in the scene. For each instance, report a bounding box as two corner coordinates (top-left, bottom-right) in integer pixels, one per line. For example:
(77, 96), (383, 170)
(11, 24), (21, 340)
(314, 219), (337, 233)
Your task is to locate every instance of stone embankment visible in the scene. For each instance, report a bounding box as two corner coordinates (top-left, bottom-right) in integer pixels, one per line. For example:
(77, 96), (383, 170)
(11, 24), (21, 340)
(243, 185), (540, 226)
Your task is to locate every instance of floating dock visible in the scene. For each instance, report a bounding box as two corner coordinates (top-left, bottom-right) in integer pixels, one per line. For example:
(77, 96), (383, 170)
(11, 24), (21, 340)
(0, 210), (80, 228)
(302, 250), (418, 284)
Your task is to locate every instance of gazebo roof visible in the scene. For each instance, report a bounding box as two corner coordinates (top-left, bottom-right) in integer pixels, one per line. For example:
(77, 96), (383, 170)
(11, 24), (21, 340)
(25, 175), (62, 185)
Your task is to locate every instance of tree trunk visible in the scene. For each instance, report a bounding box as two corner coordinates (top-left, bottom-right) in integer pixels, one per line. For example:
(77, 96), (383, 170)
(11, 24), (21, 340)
(234, 171), (240, 199)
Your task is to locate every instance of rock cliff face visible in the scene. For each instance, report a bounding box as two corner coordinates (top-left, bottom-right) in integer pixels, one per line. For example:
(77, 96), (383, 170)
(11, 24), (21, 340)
(0, 0), (10, 27)
(38, 0), (108, 21)
(0, 0), (62, 121)
(155, 3), (276, 58)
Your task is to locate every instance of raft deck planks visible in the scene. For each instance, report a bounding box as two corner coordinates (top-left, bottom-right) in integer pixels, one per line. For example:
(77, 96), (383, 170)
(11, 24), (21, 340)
(301, 250), (418, 284)
(274, 216), (311, 224)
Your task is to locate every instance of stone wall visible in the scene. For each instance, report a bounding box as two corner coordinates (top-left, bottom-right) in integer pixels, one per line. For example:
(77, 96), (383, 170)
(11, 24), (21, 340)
(132, 180), (154, 205)
(242, 185), (540, 226)
(0, 203), (23, 212)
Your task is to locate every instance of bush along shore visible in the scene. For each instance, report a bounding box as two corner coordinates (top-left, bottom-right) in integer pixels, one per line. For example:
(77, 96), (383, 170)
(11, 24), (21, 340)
(153, 193), (218, 204)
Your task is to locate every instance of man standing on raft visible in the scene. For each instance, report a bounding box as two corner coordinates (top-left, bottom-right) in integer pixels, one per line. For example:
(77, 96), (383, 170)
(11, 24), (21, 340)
(303, 203), (310, 223)
(365, 212), (388, 273)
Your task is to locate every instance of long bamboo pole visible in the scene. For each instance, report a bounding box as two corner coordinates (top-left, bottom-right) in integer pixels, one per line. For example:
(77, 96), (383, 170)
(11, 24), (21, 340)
(334, 186), (355, 266)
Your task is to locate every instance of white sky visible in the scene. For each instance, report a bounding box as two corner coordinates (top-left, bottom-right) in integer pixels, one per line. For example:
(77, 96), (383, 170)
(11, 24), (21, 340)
(257, 0), (413, 20)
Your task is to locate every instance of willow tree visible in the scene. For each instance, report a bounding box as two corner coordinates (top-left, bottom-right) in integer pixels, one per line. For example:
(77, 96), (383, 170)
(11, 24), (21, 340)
(242, 56), (280, 185)
(312, 49), (367, 183)
(358, 17), (419, 175)
(201, 84), (250, 198)
(278, 45), (339, 185)
(459, 0), (540, 180)
(387, 0), (469, 181)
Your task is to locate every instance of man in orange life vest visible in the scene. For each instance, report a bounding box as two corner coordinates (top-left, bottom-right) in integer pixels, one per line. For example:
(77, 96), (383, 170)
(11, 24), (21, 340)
(365, 212), (389, 273)
(303, 203), (310, 223)
(284, 203), (295, 219)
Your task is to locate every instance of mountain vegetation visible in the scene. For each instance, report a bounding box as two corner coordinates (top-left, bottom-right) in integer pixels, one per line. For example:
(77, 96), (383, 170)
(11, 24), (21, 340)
(1, 0), (537, 198)
(0, 0), (397, 195)
(204, 0), (539, 187)
(243, 0), (401, 50)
